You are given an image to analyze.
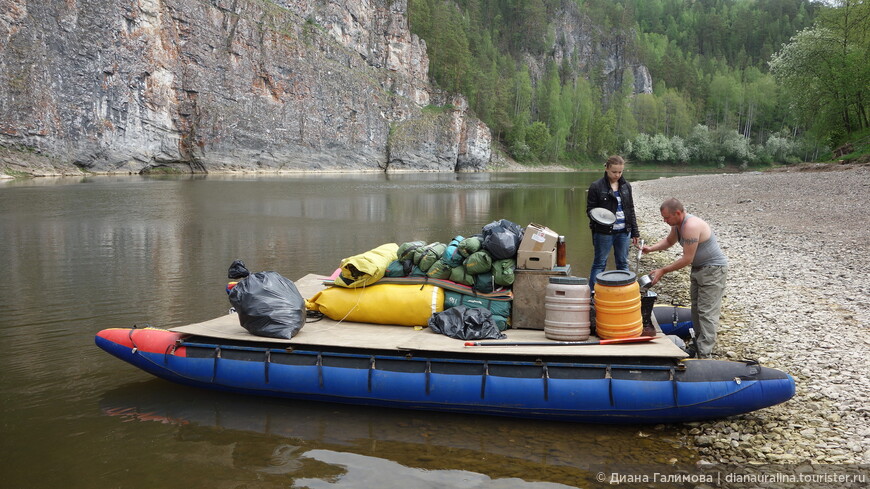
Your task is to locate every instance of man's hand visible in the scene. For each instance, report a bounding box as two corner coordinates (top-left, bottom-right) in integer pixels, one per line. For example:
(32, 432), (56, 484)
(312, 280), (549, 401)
(649, 268), (665, 285)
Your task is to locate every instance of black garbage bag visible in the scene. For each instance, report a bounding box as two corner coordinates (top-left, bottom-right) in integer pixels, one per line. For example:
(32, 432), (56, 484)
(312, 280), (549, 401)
(228, 271), (305, 339)
(428, 306), (506, 341)
(481, 219), (523, 259)
(228, 259), (251, 279)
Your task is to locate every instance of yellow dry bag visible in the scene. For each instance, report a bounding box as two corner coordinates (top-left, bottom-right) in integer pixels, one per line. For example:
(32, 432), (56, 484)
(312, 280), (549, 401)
(307, 283), (444, 326)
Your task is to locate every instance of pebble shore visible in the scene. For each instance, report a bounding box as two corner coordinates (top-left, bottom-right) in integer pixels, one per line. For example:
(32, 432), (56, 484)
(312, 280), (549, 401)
(632, 166), (870, 468)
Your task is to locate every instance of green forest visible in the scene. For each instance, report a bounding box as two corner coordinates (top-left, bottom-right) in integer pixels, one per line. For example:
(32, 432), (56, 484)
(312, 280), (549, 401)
(408, 0), (869, 166)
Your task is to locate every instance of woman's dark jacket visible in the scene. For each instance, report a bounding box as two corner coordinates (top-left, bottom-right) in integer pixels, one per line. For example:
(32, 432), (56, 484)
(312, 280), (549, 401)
(586, 173), (639, 237)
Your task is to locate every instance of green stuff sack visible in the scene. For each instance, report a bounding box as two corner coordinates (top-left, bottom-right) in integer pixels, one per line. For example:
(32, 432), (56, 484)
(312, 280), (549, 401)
(409, 265), (428, 278)
(448, 266), (475, 286)
(474, 272), (496, 293)
(384, 260), (407, 278)
(464, 250), (492, 275)
(443, 291), (511, 319)
(458, 236), (482, 257)
(492, 258), (516, 286)
(413, 242), (438, 265)
(426, 259), (453, 279)
(398, 241), (426, 261)
(417, 242), (446, 272)
(491, 314), (509, 331)
(443, 290), (464, 309)
(459, 295), (512, 318)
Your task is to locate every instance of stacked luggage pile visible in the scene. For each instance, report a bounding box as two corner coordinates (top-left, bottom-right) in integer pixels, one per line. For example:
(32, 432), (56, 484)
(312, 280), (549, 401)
(311, 219), (528, 331)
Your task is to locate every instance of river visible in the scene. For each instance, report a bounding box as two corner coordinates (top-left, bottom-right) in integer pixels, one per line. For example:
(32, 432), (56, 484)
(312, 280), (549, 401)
(0, 171), (699, 488)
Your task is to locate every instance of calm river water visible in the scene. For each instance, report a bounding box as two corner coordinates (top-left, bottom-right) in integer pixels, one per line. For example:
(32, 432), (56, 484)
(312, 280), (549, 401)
(1, 171), (697, 489)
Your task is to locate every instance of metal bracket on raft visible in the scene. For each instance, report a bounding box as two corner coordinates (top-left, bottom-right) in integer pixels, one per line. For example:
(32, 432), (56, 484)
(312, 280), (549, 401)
(128, 328), (139, 355)
(264, 350), (271, 384)
(316, 353), (323, 388)
(164, 343), (176, 365)
(367, 356), (376, 392)
(480, 361), (489, 399)
(542, 364), (550, 401)
(606, 365), (614, 406)
(211, 346), (221, 383)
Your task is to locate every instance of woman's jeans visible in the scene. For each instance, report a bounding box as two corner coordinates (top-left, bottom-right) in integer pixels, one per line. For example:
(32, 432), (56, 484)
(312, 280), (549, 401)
(590, 231), (631, 289)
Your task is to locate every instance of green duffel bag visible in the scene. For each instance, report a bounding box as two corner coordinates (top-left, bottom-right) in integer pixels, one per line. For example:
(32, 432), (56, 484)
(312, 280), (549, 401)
(492, 314), (509, 331)
(460, 295), (511, 318)
(426, 259), (453, 279)
(412, 242), (433, 265)
(398, 241), (426, 261)
(384, 260), (407, 277)
(474, 272), (497, 294)
(448, 265), (475, 286)
(457, 236), (482, 258)
(492, 258), (516, 286)
(443, 291), (511, 319)
(415, 242), (446, 272)
(443, 290), (464, 309)
(464, 250), (492, 275)
(409, 265), (428, 277)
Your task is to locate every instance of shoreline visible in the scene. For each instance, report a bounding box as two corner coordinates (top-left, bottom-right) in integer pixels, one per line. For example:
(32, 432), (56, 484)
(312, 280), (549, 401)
(6, 140), (867, 179)
(632, 167), (869, 465)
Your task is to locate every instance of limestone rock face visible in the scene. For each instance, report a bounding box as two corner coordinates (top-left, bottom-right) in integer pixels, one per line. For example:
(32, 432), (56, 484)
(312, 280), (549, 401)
(0, 0), (490, 173)
(539, 2), (652, 97)
(0, 0), (652, 175)
(387, 94), (491, 171)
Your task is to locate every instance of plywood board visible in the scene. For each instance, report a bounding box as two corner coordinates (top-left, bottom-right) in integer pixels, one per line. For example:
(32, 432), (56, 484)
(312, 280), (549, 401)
(171, 274), (687, 358)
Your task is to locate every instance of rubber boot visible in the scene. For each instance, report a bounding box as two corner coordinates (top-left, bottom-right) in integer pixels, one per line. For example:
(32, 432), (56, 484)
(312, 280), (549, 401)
(640, 291), (658, 337)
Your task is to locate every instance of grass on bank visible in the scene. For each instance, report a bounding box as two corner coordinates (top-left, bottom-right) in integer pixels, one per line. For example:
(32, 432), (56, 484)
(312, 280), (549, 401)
(825, 128), (870, 164)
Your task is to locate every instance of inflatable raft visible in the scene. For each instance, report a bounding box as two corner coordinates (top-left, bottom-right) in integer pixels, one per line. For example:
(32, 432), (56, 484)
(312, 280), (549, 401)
(95, 274), (793, 424)
(652, 304), (694, 338)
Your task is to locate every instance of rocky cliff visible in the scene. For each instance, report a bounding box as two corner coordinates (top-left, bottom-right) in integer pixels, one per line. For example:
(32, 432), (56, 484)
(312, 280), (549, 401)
(543, 2), (652, 96)
(0, 0), (653, 177)
(0, 0), (491, 175)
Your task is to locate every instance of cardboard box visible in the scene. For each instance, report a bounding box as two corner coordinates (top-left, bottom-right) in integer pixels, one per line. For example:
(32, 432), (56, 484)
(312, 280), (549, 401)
(517, 250), (556, 270)
(519, 223), (559, 252)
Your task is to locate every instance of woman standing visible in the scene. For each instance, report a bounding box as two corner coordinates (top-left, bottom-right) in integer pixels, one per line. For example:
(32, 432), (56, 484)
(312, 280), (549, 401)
(586, 155), (639, 289)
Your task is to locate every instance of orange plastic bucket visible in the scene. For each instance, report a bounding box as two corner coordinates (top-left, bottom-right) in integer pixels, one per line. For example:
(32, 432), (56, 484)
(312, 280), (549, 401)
(594, 270), (642, 339)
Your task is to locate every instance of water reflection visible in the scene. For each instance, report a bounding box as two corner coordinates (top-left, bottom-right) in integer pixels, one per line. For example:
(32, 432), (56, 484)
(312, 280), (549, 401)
(292, 450), (578, 489)
(100, 381), (696, 488)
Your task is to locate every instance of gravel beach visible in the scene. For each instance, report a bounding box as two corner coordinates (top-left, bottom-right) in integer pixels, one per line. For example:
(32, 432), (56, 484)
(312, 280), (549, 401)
(631, 165), (870, 468)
